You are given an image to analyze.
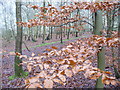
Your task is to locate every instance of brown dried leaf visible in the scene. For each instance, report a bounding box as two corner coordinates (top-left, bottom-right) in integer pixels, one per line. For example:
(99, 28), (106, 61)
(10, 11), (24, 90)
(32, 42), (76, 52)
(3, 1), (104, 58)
(89, 72), (102, 79)
(51, 46), (58, 49)
(38, 64), (43, 70)
(44, 60), (52, 64)
(111, 80), (117, 85)
(72, 66), (82, 74)
(27, 83), (42, 88)
(65, 69), (73, 77)
(57, 74), (66, 82)
(44, 79), (53, 88)
(46, 48), (52, 52)
(68, 60), (76, 66)
(53, 78), (63, 84)
(25, 77), (39, 84)
(102, 74), (116, 85)
(44, 64), (50, 69)
(59, 65), (69, 70)
(37, 71), (47, 78)
(57, 59), (65, 64)
(27, 64), (32, 72)
(19, 55), (27, 59)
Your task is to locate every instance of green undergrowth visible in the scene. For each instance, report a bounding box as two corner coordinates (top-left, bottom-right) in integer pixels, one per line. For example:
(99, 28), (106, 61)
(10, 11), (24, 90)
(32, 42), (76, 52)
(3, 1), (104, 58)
(22, 36), (82, 50)
(2, 36), (87, 55)
(8, 72), (29, 80)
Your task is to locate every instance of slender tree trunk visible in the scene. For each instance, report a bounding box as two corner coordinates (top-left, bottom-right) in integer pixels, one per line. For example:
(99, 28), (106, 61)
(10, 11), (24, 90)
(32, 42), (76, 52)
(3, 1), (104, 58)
(92, 12), (96, 34)
(42, 1), (46, 43)
(36, 26), (39, 38)
(111, 6), (115, 31)
(107, 11), (112, 37)
(15, 1), (24, 77)
(38, 26), (42, 38)
(94, 10), (105, 88)
(60, 27), (63, 43)
(67, 23), (71, 39)
(28, 28), (31, 41)
(107, 5), (116, 37)
(51, 27), (53, 39)
(42, 26), (46, 43)
(3, 6), (8, 31)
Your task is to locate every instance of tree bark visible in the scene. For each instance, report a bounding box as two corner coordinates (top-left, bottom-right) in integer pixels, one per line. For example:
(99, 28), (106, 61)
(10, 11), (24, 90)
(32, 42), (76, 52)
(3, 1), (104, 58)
(67, 23), (71, 39)
(42, 0), (46, 43)
(106, 11), (112, 37)
(117, 3), (120, 78)
(94, 10), (105, 88)
(15, 0), (24, 77)
(92, 12), (96, 34)
(51, 27), (53, 39)
(60, 27), (63, 43)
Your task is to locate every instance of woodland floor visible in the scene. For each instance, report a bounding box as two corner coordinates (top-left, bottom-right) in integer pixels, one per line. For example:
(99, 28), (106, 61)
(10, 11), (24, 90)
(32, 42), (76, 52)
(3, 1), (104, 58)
(1, 32), (120, 88)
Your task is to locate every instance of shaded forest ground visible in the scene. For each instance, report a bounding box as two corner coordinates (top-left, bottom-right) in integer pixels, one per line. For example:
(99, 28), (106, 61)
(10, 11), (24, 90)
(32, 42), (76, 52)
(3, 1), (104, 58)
(1, 32), (120, 88)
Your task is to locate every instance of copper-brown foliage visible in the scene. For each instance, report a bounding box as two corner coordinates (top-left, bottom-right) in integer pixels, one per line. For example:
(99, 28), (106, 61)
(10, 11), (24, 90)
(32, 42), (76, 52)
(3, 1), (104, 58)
(9, 35), (119, 88)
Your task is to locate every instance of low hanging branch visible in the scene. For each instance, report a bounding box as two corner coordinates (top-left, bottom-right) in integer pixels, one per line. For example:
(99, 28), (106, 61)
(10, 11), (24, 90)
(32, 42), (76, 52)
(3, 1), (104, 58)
(52, 20), (94, 28)
(17, 1), (119, 30)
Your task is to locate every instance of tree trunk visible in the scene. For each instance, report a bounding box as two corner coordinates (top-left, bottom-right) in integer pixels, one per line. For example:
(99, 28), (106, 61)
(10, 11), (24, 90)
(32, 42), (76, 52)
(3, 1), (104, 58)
(42, 26), (46, 43)
(111, 6), (115, 31)
(92, 12), (96, 34)
(15, 1), (24, 77)
(106, 11), (112, 37)
(67, 23), (71, 39)
(117, 3), (120, 78)
(42, 1), (46, 43)
(96, 47), (105, 88)
(51, 27), (53, 39)
(94, 10), (105, 88)
(38, 26), (42, 38)
(107, 4), (116, 37)
(60, 27), (63, 43)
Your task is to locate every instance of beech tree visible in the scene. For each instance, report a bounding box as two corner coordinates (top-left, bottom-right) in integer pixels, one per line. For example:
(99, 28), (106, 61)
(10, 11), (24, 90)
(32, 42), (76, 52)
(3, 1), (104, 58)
(14, 0), (24, 77)
(93, 1), (105, 88)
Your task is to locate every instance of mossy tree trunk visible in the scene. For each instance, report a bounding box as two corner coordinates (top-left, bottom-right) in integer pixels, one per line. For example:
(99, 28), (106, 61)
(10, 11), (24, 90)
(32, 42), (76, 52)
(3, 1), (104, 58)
(15, 1), (24, 77)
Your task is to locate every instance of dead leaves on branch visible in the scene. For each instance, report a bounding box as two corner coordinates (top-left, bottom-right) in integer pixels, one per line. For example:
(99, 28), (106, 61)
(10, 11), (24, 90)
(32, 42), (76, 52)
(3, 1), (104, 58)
(102, 74), (117, 85)
(17, 2), (119, 29)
